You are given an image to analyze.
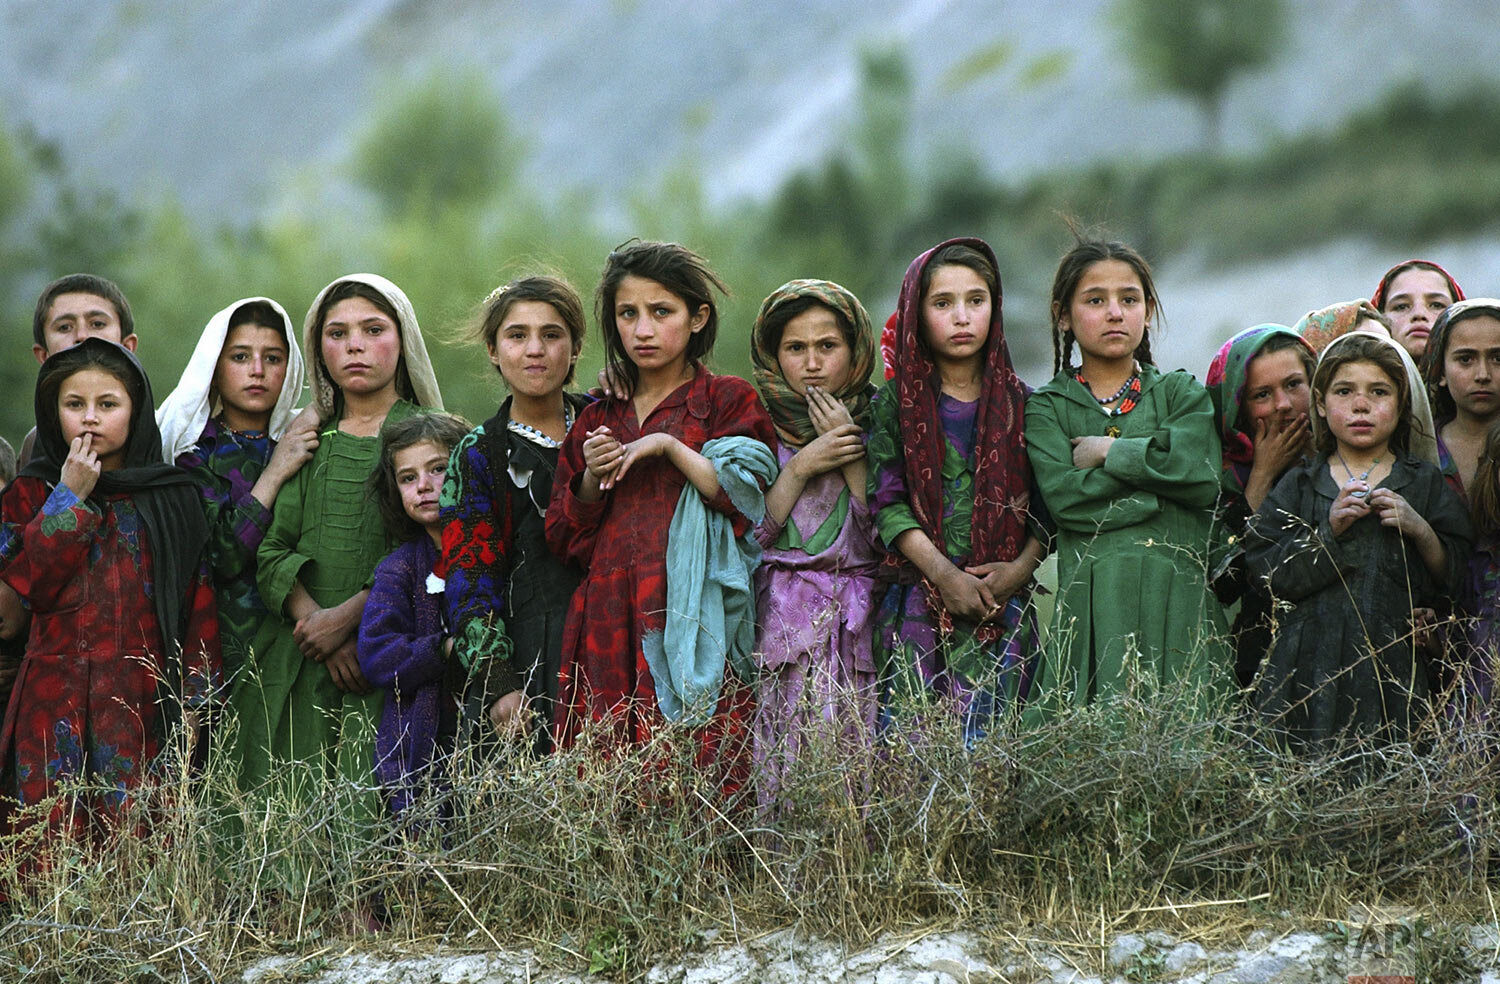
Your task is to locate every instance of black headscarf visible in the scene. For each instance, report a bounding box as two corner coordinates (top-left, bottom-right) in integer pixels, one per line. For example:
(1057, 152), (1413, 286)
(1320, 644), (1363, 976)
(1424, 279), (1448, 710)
(21, 338), (211, 723)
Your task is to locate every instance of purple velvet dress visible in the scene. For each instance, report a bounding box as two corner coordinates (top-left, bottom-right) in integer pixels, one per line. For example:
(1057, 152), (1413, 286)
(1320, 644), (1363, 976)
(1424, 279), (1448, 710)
(753, 441), (882, 803)
(357, 536), (460, 817)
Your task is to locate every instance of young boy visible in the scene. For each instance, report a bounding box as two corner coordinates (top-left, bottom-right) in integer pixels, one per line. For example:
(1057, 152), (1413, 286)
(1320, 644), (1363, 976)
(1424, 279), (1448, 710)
(20, 274), (138, 464)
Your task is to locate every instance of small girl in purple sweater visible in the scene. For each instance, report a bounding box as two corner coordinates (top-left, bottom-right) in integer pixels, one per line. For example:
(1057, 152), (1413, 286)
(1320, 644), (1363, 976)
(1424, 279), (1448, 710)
(357, 411), (471, 817)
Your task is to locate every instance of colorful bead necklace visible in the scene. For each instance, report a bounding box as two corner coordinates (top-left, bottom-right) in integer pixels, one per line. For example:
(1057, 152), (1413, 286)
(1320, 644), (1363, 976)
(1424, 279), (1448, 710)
(1075, 370), (1141, 418)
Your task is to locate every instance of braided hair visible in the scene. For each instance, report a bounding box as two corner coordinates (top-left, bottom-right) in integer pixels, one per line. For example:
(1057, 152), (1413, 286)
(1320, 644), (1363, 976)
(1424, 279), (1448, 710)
(1049, 236), (1160, 375)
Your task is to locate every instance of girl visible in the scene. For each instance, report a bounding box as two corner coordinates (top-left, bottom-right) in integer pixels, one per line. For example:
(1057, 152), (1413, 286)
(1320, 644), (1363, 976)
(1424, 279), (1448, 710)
(358, 411), (471, 818)
(156, 297), (319, 681)
(1421, 299), (1500, 500)
(237, 274), (442, 807)
(749, 279), (882, 794)
(1459, 410), (1500, 715)
(1246, 331), (1472, 749)
(1372, 259), (1465, 362)
(545, 242), (776, 776)
(1206, 325), (1316, 686)
(1025, 237), (1230, 713)
(867, 239), (1047, 739)
(0, 338), (219, 837)
(440, 276), (590, 756)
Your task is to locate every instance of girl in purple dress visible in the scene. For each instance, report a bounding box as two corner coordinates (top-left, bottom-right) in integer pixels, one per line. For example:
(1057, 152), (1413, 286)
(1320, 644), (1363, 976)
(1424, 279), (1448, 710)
(357, 411), (471, 817)
(749, 279), (882, 801)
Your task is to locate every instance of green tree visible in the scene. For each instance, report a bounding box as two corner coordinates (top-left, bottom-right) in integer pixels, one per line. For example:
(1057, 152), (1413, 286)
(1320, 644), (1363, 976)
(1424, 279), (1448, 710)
(1114, 0), (1286, 149)
(352, 67), (517, 218)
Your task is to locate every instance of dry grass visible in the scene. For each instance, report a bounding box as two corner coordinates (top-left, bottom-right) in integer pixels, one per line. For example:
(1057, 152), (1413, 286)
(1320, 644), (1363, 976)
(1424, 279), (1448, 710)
(0, 673), (1496, 982)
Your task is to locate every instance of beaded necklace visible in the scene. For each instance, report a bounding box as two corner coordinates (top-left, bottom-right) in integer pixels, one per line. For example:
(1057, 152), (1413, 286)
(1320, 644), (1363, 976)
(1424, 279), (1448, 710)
(506, 400), (575, 449)
(1074, 369), (1141, 417)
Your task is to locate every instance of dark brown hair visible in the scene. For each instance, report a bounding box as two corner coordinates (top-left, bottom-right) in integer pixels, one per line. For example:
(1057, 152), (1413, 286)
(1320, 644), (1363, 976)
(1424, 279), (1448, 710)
(1048, 236), (1159, 375)
(473, 275), (586, 385)
(1469, 418), (1500, 536)
(596, 241), (726, 395)
(368, 410), (472, 541)
(32, 274), (135, 350)
(1311, 333), (1411, 456)
(228, 300), (287, 340)
(755, 296), (854, 354)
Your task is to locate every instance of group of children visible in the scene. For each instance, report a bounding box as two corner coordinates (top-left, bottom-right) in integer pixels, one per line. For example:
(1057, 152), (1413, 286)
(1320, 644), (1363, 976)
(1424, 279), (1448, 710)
(0, 242), (1493, 854)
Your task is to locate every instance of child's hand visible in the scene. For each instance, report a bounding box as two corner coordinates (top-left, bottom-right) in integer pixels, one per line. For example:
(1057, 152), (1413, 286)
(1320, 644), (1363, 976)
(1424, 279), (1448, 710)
(1368, 488), (1436, 542)
(596, 365), (632, 401)
(325, 640), (371, 694)
(1070, 435), (1114, 469)
(264, 420), (319, 482)
(790, 423), (865, 479)
(1328, 479), (1371, 536)
(807, 386), (854, 435)
(293, 606), (353, 662)
(60, 434), (102, 499)
(487, 689), (530, 737)
(1252, 413), (1310, 476)
(582, 426), (624, 490)
(935, 567), (998, 623)
(611, 432), (675, 485)
(965, 557), (1036, 607)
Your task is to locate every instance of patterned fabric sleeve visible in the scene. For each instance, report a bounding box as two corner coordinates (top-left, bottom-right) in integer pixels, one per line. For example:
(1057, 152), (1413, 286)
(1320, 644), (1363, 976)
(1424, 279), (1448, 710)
(179, 558), (222, 710)
(359, 544), (449, 690)
(176, 446), (273, 585)
(256, 463), (310, 617)
(865, 384), (923, 548)
(0, 482), (101, 609)
(437, 427), (515, 687)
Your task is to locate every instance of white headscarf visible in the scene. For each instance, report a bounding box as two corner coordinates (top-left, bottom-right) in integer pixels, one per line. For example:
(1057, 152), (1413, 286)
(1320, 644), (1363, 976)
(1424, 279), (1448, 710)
(156, 296), (306, 462)
(1313, 329), (1439, 467)
(303, 273), (443, 418)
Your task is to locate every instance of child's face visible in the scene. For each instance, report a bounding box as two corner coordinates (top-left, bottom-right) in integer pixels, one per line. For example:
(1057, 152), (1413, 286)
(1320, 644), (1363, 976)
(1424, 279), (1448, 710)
(1317, 360), (1400, 455)
(321, 296), (401, 398)
(613, 275), (706, 377)
(1442, 314), (1500, 423)
(58, 367), (133, 471)
(777, 304), (853, 397)
(213, 322), (290, 425)
(1058, 259), (1151, 368)
(35, 292), (136, 365)
(488, 300), (576, 399)
(920, 264), (991, 367)
(1243, 347), (1310, 433)
(1384, 267), (1455, 361)
(392, 440), (449, 530)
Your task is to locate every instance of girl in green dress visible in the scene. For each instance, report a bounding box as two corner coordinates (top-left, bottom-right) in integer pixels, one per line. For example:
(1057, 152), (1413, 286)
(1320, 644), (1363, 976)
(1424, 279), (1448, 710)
(1024, 238), (1231, 715)
(234, 274), (443, 810)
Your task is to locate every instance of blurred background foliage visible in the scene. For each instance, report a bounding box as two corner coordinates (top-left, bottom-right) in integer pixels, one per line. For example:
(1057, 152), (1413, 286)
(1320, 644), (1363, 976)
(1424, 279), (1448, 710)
(1, 1), (1498, 442)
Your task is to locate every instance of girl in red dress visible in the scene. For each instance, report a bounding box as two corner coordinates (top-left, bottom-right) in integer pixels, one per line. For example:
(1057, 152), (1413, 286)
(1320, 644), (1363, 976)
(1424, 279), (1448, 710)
(0, 338), (219, 842)
(545, 242), (776, 781)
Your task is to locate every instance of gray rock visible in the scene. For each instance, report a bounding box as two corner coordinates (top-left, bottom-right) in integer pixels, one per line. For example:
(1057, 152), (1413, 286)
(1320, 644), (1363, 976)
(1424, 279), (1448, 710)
(1108, 933), (1149, 970)
(1165, 942), (1208, 974)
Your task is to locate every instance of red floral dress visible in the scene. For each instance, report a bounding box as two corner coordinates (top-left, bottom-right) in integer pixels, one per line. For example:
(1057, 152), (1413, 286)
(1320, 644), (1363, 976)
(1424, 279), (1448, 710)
(545, 369), (774, 780)
(0, 478), (220, 838)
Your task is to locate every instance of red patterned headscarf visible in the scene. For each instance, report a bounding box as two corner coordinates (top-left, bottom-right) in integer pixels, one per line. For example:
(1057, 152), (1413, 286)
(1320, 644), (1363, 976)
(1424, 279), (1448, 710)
(888, 237), (1032, 568)
(1372, 259), (1465, 311)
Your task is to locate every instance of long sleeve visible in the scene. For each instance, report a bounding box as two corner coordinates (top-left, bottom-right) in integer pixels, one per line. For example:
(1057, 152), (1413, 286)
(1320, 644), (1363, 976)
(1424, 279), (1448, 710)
(178, 559), (222, 710)
(701, 376), (777, 534)
(1245, 469), (1353, 603)
(866, 384), (924, 548)
(1417, 466), (1475, 600)
(545, 409), (608, 569)
(256, 462), (310, 617)
(1101, 371), (1222, 510)
(1024, 392), (1161, 534)
(359, 545), (448, 691)
(0, 483), (102, 610)
(438, 430), (518, 691)
(177, 448), (273, 585)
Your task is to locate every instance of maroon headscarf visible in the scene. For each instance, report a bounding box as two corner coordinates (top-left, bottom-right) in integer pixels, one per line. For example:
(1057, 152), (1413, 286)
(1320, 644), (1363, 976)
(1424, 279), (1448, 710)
(888, 237), (1032, 572)
(1372, 259), (1465, 311)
